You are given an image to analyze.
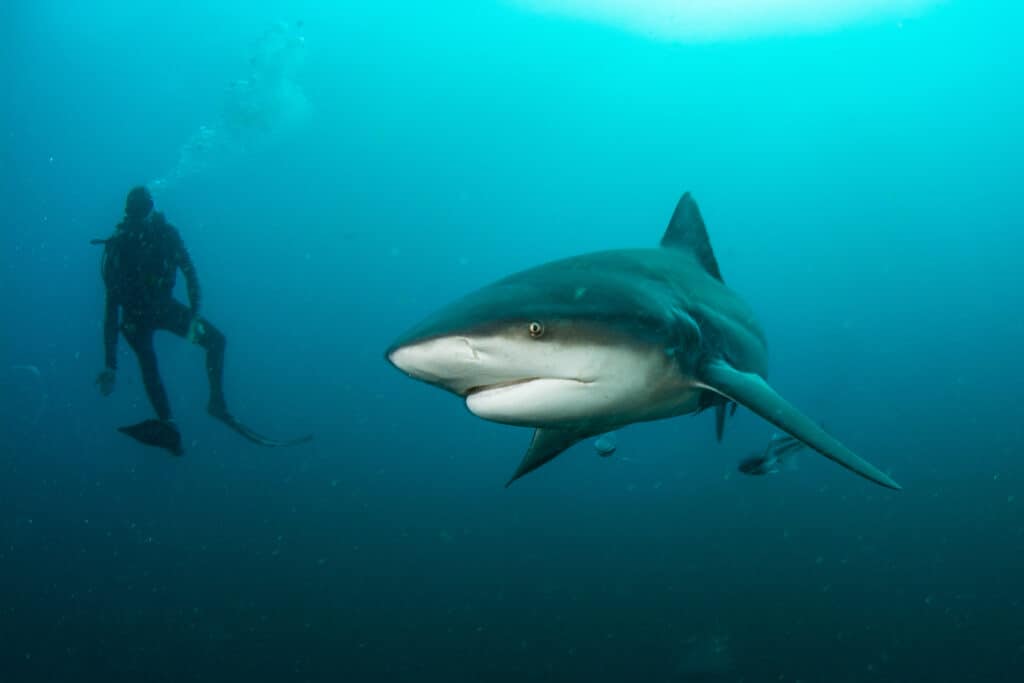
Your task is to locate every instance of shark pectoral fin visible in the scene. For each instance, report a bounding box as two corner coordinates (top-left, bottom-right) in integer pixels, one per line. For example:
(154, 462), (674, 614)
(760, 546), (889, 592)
(506, 428), (585, 487)
(700, 361), (901, 490)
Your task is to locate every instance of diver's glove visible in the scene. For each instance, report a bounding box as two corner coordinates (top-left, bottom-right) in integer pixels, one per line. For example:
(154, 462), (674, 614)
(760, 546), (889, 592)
(95, 368), (116, 396)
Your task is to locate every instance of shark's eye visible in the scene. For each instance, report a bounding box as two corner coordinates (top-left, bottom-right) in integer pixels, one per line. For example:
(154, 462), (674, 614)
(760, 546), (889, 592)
(528, 321), (545, 338)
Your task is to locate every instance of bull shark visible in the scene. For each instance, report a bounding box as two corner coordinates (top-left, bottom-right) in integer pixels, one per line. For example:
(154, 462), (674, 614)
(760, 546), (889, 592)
(386, 193), (900, 490)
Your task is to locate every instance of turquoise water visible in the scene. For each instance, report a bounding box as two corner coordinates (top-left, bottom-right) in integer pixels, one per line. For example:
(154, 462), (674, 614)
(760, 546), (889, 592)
(2, 2), (1022, 681)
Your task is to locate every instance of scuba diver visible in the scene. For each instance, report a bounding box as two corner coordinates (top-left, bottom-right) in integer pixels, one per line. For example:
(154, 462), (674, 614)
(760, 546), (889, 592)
(94, 186), (310, 454)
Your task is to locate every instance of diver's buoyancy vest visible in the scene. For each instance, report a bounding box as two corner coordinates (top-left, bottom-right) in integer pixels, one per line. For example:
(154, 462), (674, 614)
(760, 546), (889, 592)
(101, 214), (179, 306)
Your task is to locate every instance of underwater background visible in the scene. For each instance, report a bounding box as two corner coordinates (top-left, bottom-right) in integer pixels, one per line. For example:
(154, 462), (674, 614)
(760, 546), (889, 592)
(2, 1), (1022, 681)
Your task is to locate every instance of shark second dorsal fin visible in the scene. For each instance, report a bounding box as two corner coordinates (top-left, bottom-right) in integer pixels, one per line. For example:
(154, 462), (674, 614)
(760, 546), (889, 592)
(661, 193), (724, 282)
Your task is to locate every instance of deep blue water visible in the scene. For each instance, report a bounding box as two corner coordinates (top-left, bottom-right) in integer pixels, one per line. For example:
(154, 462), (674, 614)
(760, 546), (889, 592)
(2, 2), (1023, 681)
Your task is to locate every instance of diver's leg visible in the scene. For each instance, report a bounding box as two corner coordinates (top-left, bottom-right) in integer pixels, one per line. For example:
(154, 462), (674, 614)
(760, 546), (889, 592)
(153, 301), (311, 448)
(197, 320), (227, 416)
(124, 325), (173, 421)
(117, 321), (182, 454)
(159, 300), (228, 416)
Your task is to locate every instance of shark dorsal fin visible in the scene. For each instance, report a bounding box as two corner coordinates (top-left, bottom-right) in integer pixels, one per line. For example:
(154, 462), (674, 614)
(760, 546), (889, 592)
(660, 193), (723, 282)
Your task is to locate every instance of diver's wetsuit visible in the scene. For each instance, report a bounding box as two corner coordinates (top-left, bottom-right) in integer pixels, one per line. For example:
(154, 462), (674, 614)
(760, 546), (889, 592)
(101, 211), (227, 421)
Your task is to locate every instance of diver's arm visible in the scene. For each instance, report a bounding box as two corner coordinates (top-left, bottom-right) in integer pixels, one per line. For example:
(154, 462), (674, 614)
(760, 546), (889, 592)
(173, 229), (202, 316)
(96, 291), (119, 395)
(103, 292), (119, 370)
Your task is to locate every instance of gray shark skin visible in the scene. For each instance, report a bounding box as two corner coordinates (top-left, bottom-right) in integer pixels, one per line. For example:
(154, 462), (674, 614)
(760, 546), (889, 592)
(386, 193), (900, 490)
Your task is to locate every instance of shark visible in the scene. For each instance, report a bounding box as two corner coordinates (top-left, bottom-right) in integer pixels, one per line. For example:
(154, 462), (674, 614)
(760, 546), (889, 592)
(386, 193), (900, 490)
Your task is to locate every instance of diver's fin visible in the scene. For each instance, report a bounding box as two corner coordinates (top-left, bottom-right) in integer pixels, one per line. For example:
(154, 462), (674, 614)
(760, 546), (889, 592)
(699, 360), (900, 490)
(506, 428), (584, 487)
(117, 419), (184, 456)
(209, 409), (312, 448)
(714, 403), (727, 442)
(660, 193), (724, 282)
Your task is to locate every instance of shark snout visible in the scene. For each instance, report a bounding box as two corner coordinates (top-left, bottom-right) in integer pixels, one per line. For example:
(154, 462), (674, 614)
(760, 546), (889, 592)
(387, 336), (486, 392)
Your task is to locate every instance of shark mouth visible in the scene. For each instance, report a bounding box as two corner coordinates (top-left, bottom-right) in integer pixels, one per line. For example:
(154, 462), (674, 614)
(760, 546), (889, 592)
(464, 378), (540, 398)
(464, 377), (593, 399)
